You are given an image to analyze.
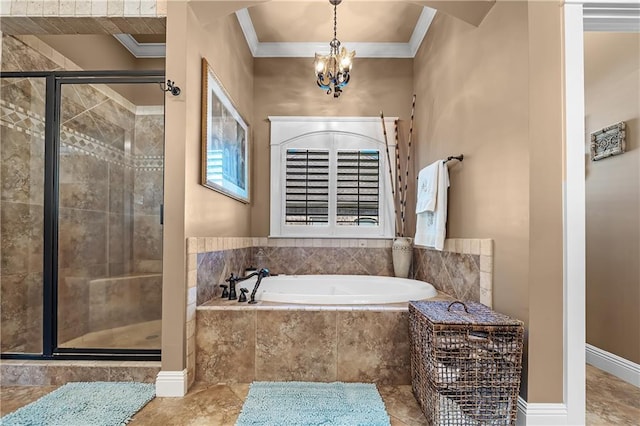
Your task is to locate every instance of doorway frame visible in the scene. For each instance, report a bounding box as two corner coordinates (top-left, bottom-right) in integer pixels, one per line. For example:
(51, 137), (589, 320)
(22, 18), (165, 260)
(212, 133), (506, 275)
(563, 3), (586, 425)
(563, 1), (638, 424)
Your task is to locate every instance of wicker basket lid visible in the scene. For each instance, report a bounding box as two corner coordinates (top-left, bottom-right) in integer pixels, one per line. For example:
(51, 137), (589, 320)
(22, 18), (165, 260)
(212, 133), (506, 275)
(410, 300), (523, 326)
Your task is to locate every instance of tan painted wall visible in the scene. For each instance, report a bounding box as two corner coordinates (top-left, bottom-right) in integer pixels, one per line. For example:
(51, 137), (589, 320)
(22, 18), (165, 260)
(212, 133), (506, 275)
(585, 32), (640, 364)
(525, 0), (564, 403)
(250, 57), (414, 236)
(37, 34), (165, 105)
(183, 8), (253, 237)
(162, 1), (253, 371)
(412, 1), (564, 402)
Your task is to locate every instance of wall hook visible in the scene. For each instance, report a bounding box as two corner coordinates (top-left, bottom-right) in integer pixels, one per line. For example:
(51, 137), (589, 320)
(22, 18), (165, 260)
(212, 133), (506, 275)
(160, 80), (181, 96)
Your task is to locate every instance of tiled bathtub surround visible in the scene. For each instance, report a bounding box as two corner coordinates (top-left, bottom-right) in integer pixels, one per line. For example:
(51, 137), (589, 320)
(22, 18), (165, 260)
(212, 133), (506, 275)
(255, 246), (393, 276)
(190, 237), (395, 306)
(186, 237), (254, 387)
(413, 239), (493, 307)
(187, 237), (491, 388)
(186, 237), (393, 388)
(196, 248), (253, 305)
(195, 306), (413, 385)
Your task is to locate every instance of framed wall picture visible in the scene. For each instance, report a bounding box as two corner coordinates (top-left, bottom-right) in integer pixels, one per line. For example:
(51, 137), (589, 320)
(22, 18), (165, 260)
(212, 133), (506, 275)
(201, 58), (249, 203)
(590, 121), (626, 161)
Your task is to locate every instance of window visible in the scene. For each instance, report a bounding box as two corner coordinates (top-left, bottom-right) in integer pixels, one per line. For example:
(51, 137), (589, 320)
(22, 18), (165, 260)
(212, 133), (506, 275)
(270, 117), (397, 238)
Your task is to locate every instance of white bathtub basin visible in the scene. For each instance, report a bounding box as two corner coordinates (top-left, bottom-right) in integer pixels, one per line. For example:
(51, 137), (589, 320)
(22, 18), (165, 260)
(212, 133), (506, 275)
(247, 274), (438, 304)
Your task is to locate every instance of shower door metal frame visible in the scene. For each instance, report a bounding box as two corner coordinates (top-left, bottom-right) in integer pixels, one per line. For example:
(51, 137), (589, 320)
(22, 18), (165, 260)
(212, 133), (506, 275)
(0, 70), (164, 361)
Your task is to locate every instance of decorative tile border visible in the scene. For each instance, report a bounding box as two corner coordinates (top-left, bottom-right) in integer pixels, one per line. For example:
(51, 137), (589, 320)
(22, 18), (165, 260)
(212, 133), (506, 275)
(1, 99), (164, 171)
(186, 237), (393, 253)
(136, 105), (164, 116)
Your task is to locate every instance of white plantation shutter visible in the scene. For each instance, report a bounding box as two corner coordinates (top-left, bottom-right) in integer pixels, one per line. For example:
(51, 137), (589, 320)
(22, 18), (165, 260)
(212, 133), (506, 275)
(336, 150), (380, 226)
(285, 149), (329, 225)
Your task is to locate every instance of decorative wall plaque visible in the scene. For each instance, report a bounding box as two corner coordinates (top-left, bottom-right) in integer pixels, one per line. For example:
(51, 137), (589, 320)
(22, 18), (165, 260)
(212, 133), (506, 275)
(590, 121), (626, 161)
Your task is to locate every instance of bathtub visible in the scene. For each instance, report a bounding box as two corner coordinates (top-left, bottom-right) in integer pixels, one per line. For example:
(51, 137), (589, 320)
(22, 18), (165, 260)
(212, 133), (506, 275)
(248, 274), (438, 304)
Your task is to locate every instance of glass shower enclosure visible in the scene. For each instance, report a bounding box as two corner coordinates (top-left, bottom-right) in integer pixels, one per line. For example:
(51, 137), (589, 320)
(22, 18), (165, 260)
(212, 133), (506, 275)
(1, 71), (164, 359)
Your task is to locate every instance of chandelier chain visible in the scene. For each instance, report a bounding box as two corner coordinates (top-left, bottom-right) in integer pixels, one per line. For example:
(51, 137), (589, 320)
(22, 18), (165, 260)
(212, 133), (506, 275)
(333, 2), (337, 46)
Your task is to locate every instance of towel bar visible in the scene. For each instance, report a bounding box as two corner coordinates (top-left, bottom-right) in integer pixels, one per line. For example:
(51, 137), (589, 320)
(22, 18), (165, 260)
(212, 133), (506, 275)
(416, 155), (464, 179)
(443, 154), (464, 164)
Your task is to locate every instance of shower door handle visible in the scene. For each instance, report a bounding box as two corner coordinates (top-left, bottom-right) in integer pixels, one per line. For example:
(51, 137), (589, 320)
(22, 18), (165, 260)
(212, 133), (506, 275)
(160, 204), (164, 225)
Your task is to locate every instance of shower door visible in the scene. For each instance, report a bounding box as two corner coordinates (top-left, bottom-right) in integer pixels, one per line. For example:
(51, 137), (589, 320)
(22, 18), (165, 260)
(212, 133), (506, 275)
(55, 77), (164, 354)
(0, 76), (46, 355)
(0, 71), (164, 360)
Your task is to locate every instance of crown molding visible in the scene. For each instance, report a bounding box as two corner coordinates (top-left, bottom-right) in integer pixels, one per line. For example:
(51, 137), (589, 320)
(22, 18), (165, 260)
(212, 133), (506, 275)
(235, 7), (436, 58)
(583, 3), (640, 31)
(235, 8), (260, 56)
(409, 7), (437, 56)
(113, 34), (166, 58)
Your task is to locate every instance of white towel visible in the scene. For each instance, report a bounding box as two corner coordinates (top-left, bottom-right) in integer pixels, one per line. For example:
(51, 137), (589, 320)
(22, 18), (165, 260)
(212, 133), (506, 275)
(416, 161), (439, 214)
(414, 161), (449, 250)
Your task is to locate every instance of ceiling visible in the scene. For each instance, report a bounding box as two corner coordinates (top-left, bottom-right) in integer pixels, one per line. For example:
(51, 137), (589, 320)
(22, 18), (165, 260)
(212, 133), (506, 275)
(116, 1), (437, 59)
(248, 2), (423, 43)
(237, 1), (436, 58)
(111, 1), (504, 59)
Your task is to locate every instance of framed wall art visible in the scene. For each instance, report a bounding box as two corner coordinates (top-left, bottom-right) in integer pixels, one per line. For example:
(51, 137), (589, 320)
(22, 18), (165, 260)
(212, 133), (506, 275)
(201, 58), (249, 202)
(590, 121), (626, 161)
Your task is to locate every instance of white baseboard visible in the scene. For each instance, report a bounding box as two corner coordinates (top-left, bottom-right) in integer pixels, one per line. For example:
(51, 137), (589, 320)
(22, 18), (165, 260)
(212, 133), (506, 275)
(155, 369), (188, 397)
(586, 344), (640, 387)
(517, 396), (568, 425)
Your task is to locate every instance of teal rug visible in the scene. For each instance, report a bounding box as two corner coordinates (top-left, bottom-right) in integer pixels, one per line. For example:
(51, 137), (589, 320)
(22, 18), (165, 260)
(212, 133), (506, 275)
(236, 382), (390, 426)
(1, 381), (155, 426)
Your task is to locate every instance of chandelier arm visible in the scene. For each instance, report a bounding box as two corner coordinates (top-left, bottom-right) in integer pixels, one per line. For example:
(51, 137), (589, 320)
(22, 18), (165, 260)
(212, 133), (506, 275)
(317, 79), (331, 90)
(316, 74), (333, 88)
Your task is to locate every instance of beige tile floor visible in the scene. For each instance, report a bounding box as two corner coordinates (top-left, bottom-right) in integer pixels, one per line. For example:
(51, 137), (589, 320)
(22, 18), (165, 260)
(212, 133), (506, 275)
(586, 364), (640, 425)
(1, 365), (638, 425)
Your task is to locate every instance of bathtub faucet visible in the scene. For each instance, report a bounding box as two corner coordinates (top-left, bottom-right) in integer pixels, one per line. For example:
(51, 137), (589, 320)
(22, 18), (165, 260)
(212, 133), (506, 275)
(248, 268), (270, 304)
(225, 268), (270, 303)
(224, 273), (239, 300)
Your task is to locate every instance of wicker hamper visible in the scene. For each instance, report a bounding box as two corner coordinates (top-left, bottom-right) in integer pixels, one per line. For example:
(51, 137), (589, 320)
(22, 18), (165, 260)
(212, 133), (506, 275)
(409, 301), (524, 426)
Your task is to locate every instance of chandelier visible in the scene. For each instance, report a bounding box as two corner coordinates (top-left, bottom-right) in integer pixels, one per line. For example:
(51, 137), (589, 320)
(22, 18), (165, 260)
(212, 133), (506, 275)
(314, 0), (355, 98)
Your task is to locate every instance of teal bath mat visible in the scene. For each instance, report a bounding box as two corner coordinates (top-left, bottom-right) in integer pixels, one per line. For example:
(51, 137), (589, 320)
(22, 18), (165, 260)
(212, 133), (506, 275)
(1, 381), (155, 426)
(236, 381), (390, 426)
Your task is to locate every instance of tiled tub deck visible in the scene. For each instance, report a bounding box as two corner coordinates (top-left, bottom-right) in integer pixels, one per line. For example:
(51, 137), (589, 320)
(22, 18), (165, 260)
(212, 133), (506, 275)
(195, 294), (452, 385)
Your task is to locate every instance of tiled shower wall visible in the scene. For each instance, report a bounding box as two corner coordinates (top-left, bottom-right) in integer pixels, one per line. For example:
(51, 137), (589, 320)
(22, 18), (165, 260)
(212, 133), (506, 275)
(0, 34), (164, 352)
